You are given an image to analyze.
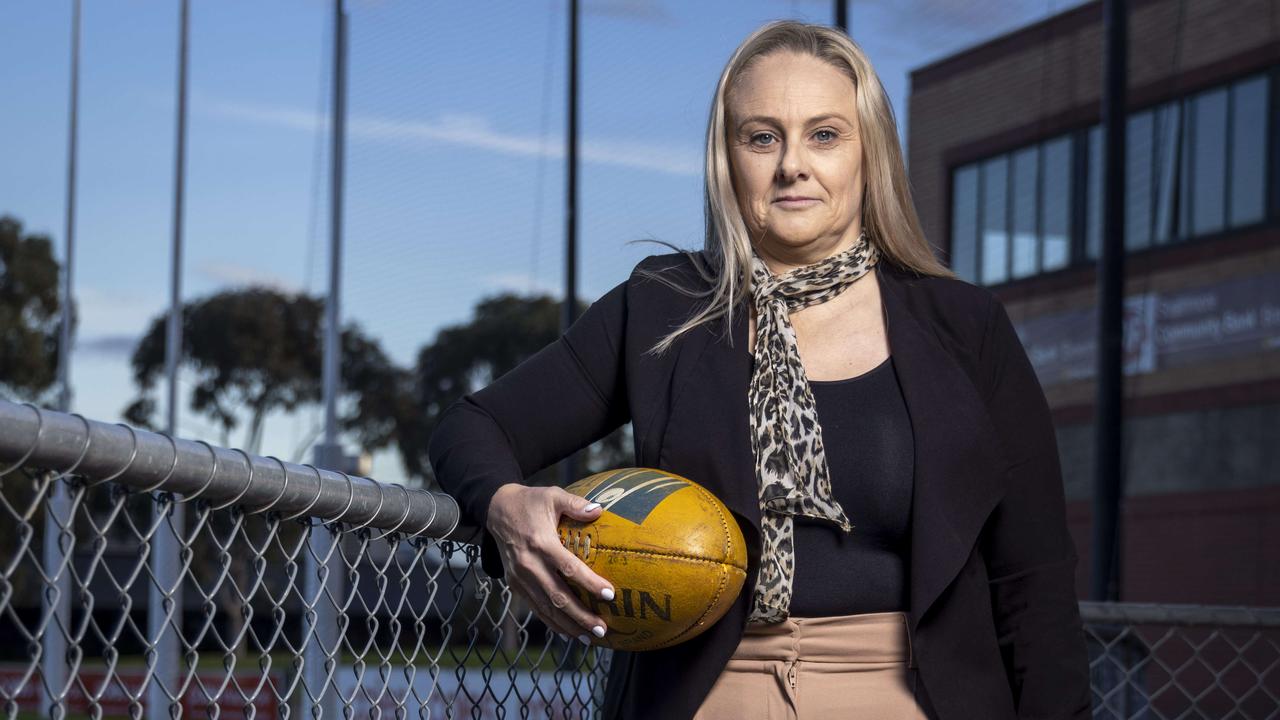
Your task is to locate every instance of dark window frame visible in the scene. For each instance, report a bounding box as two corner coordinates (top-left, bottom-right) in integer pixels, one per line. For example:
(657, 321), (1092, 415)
(1071, 126), (1090, 265)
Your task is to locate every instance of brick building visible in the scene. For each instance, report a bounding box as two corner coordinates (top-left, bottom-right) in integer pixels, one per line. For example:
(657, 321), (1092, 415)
(907, 0), (1279, 605)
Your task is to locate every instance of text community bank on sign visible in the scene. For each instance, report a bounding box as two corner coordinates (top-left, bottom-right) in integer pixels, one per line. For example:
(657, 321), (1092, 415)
(1013, 270), (1280, 386)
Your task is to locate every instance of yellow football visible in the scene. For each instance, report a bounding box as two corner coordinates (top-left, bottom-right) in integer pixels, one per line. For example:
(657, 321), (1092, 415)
(557, 467), (748, 652)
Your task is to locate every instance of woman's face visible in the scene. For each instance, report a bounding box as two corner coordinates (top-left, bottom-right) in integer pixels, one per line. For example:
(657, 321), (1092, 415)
(727, 51), (864, 266)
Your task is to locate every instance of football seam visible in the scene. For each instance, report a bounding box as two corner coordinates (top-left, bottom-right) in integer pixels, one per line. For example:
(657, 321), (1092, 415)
(648, 484), (740, 650)
(590, 545), (728, 565)
(652, 565), (731, 651)
(692, 483), (747, 572)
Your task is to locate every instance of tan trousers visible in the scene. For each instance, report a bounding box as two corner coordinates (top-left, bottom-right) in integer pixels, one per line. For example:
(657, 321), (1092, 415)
(693, 611), (928, 720)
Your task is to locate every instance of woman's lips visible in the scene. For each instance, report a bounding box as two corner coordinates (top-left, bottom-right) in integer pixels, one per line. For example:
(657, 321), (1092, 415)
(773, 197), (819, 208)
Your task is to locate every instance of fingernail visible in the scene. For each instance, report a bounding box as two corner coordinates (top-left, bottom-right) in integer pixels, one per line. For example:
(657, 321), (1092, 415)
(592, 625), (606, 638)
(600, 587), (615, 601)
(583, 502), (601, 512)
(577, 634), (590, 646)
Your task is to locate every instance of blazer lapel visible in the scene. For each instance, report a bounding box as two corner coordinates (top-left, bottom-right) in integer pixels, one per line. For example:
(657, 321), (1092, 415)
(876, 265), (1007, 634)
(652, 298), (762, 549)
(651, 262), (1007, 635)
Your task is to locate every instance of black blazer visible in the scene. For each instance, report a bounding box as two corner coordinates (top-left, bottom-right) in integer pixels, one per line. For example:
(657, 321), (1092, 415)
(427, 251), (1093, 720)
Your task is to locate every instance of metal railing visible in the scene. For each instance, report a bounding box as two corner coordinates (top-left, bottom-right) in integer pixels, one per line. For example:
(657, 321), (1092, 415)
(0, 398), (1277, 719)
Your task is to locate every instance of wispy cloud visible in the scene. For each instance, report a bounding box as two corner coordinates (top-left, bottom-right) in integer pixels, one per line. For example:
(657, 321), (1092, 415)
(69, 286), (158, 359)
(197, 260), (302, 293)
(78, 335), (138, 358)
(199, 97), (701, 177)
(76, 286), (162, 337)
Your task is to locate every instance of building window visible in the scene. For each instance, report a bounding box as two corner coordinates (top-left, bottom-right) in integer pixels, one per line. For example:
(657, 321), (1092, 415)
(1190, 87), (1229, 236)
(1011, 146), (1039, 279)
(1126, 109), (1154, 250)
(951, 135), (1075, 285)
(1230, 74), (1269, 226)
(1124, 101), (1180, 249)
(950, 165), (979, 283)
(950, 68), (1274, 286)
(1152, 101), (1181, 245)
(981, 156), (1009, 284)
(1042, 137), (1072, 272)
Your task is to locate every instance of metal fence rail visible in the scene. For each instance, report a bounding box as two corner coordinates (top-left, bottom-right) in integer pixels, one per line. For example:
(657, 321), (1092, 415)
(1, 399), (1277, 719)
(0, 401), (468, 541)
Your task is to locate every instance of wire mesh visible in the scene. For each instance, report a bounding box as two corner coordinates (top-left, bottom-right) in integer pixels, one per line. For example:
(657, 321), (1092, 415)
(1082, 603), (1280, 718)
(2, 399), (1278, 718)
(0, 400), (610, 719)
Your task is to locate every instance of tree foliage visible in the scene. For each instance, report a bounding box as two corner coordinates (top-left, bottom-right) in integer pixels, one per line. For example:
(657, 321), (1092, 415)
(0, 215), (63, 402)
(124, 286), (632, 485)
(124, 287), (404, 457)
(402, 293), (631, 488)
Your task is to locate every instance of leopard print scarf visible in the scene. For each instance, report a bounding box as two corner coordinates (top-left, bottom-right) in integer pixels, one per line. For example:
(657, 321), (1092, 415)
(746, 230), (880, 624)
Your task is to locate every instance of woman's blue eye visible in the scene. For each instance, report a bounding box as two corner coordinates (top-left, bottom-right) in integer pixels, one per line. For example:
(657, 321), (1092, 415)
(814, 129), (837, 143)
(751, 132), (776, 146)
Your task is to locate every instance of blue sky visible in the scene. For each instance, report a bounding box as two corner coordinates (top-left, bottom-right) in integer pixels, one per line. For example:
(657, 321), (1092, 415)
(0, 0), (1080, 483)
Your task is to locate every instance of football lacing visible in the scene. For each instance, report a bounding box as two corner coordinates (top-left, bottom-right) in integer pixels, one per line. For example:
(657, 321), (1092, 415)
(559, 528), (593, 560)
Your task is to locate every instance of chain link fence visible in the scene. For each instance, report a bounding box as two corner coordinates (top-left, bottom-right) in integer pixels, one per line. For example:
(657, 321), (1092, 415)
(1, 398), (1277, 719)
(0, 399), (609, 719)
(1082, 601), (1280, 719)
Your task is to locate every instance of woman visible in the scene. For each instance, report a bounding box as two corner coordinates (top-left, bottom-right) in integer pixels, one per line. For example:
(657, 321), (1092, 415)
(427, 20), (1092, 720)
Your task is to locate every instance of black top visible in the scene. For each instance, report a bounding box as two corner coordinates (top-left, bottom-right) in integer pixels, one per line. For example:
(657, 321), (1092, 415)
(790, 355), (914, 616)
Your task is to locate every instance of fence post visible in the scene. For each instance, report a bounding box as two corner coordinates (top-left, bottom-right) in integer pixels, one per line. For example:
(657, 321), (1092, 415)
(304, 443), (346, 718)
(40, 479), (72, 719)
(146, 496), (184, 719)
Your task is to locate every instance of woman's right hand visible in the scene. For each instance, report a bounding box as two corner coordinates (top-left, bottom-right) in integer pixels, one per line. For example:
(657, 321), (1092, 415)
(485, 482), (616, 643)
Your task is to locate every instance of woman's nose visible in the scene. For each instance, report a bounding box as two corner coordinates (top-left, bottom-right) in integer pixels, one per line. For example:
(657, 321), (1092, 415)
(776, 141), (810, 182)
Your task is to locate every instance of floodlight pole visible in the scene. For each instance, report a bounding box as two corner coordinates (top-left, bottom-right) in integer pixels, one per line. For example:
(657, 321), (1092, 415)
(41, 0), (81, 715)
(146, 1), (190, 717)
(560, 0), (580, 487)
(1092, 0), (1128, 603)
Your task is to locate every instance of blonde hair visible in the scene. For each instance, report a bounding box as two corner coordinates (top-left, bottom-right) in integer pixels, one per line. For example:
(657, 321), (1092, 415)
(636, 19), (955, 356)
